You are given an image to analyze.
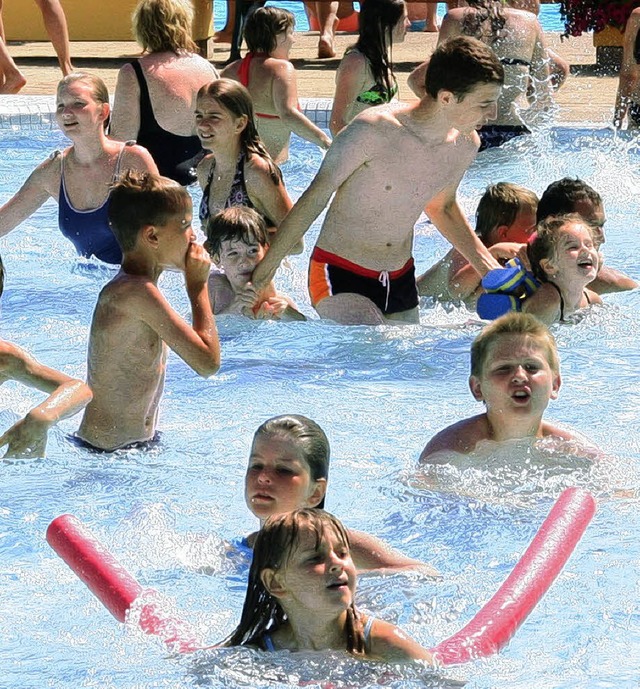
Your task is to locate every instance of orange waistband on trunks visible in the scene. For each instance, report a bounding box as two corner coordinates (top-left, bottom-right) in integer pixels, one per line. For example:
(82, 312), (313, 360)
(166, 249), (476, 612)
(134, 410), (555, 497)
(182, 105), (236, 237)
(310, 247), (414, 280)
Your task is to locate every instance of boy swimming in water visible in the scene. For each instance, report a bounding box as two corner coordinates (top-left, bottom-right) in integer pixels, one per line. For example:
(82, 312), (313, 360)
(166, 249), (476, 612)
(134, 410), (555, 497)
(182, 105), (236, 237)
(0, 340), (92, 458)
(419, 312), (590, 462)
(417, 182), (538, 302)
(76, 171), (220, 451)
(205, 207), (305, 320)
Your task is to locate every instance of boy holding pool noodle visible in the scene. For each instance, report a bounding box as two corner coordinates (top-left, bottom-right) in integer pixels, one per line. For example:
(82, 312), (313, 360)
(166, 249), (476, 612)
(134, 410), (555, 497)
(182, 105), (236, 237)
(75, 171), (220, 452)
(0, 340), (92, 458)
(419, 312), (597, 462)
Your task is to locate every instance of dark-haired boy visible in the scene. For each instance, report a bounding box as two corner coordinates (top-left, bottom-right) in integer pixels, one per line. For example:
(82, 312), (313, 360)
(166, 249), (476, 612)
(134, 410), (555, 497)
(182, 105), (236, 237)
(205, 207), (305, 320)
(252, 36), (504, 324)
(76, 172), (220, 451)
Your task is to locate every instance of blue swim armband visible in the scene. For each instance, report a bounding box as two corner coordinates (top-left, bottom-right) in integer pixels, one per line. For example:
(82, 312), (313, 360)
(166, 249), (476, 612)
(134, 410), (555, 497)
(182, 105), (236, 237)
(477, 257), (539, 320)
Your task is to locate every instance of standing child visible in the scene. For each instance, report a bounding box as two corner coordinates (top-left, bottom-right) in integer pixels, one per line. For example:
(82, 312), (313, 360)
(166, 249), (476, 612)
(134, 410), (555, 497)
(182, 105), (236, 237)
(523, 214), (601, 325)
(205, 207), (305, 320)
(419, 312), (595, 462)
(75, 171), (220, 451)
(222, 508), (436, 659)
(238, 414), (438, 574)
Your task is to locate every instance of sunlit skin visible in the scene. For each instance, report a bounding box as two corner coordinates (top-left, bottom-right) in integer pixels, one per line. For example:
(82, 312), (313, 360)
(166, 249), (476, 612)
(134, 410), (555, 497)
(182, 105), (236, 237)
(244, 435), (326, 523)
(497, 206), (537, 244)
(541, 222), (600, 293)
(154, 210), (196, 274)
(216, 238), (267, 292)
(55, 81), (108, 138)
(261, 524), (357, 651)
(392, 8), (411, 44)
(446, 82), (501, 134)
(469, 334), (560, 441)
(194, 96), (247, 154)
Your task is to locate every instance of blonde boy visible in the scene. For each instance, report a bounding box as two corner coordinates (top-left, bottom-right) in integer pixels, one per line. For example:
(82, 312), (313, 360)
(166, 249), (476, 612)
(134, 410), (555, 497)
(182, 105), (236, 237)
(76, 172), (220, 451)
(419, 312), (582, 462)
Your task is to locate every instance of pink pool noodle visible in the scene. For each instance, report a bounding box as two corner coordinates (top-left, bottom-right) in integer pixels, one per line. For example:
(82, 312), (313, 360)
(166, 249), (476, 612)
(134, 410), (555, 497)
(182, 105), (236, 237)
(46, 514), (202, 652)
(430, 487), (596, 666)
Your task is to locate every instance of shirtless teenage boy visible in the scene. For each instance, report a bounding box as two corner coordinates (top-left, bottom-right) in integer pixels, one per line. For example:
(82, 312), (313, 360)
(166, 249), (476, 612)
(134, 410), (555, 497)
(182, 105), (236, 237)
(252, 36), (504, 325)
(76, 172), (220, 451)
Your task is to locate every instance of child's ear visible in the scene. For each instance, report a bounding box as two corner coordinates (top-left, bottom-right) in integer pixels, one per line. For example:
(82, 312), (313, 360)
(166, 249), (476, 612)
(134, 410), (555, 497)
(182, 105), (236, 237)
(539, 256), (556, 278)
(469, 375), (484, 402)
(261, 568), (287, 598)
(141, 224), (159, 248)
(496, 224), (510, 242)
(235, 114), (249, 134)
(306, 478), (327, 509)
(437, 89), (455, 107)
(550, 372), (561, 400)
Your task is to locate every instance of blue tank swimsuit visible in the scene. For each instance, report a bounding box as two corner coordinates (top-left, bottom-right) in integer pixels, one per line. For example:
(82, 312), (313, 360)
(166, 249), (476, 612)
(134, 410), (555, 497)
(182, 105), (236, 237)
(57, 144), (130, 264)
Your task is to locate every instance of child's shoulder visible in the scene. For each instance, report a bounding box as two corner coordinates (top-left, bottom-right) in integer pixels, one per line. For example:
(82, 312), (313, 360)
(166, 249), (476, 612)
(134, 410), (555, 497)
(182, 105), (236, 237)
(522, 282), (561, 324)
(367, 616), (432, 662)
(419, 414), (490, 463)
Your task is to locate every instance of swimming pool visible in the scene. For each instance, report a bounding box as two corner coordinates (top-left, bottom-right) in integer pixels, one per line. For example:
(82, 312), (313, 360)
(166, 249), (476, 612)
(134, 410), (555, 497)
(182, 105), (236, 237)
(213, 1), (566, 34)
(1, 122), (640, 688)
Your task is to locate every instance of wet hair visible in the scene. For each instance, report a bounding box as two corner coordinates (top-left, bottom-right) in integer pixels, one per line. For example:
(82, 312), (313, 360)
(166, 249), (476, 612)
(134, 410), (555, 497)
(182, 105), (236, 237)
(58, 71), (110, 106)
(252, 414), (330, 509)
(527, 213), (598, 283)
(350, 0), (405, 100)
(244, 6), (295, 54)
(132, 0), (197, 54)
(461, 0), (507, 41)
(536, 178), (603, 223)
(108, 170), (191, 251)
(197, 79), (283, 186)
(425, 35), (504, 100)
(475, 182), (538, 245)
(205, 206), (270, 258)
(471, 311), (560, 378)
(222, 509), (366, 653)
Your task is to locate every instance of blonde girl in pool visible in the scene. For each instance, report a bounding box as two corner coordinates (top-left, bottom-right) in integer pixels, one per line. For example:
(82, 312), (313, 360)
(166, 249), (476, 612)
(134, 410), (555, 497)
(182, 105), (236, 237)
(223, 508), (435, 660)
(239, 414), (438, 574)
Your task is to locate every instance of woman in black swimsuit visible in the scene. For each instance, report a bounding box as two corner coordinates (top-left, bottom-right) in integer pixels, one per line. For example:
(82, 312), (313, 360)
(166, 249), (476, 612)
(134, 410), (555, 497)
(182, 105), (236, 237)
(110, 0), (219, 185)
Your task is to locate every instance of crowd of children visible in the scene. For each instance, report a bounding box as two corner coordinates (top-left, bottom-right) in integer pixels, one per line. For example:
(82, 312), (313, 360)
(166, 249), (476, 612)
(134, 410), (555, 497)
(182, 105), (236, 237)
(0, 0), (636, 670)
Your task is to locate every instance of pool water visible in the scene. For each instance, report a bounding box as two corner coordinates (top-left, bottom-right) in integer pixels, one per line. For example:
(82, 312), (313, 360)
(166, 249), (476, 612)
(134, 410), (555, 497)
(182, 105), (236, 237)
(213, 1), (566, 34)
(1, 126), (640, 688)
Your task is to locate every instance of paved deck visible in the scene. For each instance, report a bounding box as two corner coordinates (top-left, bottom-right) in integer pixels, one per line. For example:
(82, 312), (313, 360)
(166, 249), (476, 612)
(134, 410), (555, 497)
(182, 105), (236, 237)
(4, 30), (621, 125)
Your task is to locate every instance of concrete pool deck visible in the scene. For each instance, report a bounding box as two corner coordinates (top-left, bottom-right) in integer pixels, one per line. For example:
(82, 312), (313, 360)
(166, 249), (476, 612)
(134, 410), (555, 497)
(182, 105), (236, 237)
(1, 31), (622, 126)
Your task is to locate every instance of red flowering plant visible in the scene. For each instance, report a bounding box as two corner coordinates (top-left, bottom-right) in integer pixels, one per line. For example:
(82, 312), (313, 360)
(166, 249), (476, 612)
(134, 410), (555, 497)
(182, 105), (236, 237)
(560, 0), (640, 36)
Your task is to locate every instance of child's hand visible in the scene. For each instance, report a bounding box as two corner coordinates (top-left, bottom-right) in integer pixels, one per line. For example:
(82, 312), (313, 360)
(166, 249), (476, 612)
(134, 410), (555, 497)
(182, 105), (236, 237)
(185, 242), (212, 290)
(228, 283), (261, 316)
(489, 242), (524, 263)
(254, 296), (289, 320)
(0, 411), (50, 459)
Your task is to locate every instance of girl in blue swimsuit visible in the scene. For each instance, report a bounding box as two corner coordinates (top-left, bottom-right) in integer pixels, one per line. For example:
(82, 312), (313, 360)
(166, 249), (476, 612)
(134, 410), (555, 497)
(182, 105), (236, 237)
(0, 72), (157, 266)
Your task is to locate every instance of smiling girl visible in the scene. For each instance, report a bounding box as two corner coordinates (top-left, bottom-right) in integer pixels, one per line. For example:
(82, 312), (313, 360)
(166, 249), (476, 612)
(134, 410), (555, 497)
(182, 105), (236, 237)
(0, 72), (157, 265)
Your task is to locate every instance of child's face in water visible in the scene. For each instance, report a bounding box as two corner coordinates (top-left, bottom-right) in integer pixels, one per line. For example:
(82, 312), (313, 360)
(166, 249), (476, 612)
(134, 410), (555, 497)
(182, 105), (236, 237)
(470, 334), (560, 424)
(545, 222), (599, 285)
(218, 238), (267, 291)
(245, 434), (326, 521)
(272, 523), (356, 614)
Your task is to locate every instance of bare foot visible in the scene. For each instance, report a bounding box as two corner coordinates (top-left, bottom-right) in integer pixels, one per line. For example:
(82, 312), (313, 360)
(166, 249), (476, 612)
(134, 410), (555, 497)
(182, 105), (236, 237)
(318, 36), (335, 59)
(214, 30), (233, 43)
(0, 71), (27, 94)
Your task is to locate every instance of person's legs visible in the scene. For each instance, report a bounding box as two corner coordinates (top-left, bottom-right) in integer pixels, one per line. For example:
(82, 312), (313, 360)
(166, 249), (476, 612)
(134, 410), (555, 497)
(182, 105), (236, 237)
(425, 2), (438, 32)
(0, 37), (26, 93)
(33, 0), (73, 76)
(315, 1), (339, 58)
(214, 0), (235, 42)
